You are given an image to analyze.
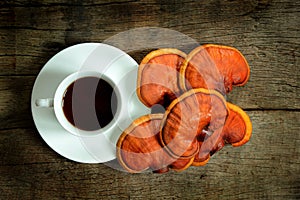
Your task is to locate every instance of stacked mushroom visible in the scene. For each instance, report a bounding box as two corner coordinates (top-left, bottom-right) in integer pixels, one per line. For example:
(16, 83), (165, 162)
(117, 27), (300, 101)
(116, 44), (252, 173)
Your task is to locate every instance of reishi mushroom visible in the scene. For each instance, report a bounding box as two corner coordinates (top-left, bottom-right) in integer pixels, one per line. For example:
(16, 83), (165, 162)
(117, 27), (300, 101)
(137, 49), (186, 108)
(117, 44), (252, 173)
(180, 44), (250, 94)
(159, 88), (228, 159)
(116, 114), (194, 173)
(193, 102), (252, 166)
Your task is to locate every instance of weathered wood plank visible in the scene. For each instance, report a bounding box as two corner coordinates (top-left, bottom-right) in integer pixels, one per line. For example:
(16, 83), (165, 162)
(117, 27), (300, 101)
(0, 29), (16, 75)
(0, 76), (35, 129)
(0, 111), (299, 199)
(0, 72), (298, 132)
(0, 0), (298, 74)
(0, 0), (137, 7)
(0, 0), (298, 109)
(0, 0), (299, 199)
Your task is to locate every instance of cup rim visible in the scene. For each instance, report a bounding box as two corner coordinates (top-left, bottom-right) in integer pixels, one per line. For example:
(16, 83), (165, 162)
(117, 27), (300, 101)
(53, 71), (122, 137)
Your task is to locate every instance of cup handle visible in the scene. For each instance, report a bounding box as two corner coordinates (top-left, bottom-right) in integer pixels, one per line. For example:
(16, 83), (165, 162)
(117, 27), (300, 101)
(35, 98), (54, 107)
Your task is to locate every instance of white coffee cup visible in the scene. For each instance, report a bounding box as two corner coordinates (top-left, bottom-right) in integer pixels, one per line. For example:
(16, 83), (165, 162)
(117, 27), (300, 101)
(35, 71), (122, 137)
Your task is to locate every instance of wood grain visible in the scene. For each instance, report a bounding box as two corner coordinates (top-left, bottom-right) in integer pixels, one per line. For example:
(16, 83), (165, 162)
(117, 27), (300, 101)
(0, 76), (35, 129)
(0, 0), (299, 199)
(0, 75), (298, 130)
(1, 0), (299, 72)
(0, 0), (299, 109)
(0, 111), (299, 199)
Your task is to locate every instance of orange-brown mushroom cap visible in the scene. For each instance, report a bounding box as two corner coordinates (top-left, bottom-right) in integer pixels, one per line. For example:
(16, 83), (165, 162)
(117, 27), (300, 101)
(116, 114), (194, 173)
(137, 49), (187, 108)
(160, 88), (228, 160)
(223, 102), (252, 147)
(170, 156), (195, 172)
(193, 128), (225, 166)
(193, 102), (252, 166)
(180, 44), (250, 94)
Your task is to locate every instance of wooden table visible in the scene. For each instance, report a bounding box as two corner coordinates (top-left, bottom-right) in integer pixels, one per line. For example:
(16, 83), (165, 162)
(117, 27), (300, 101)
(1, 0), (299, 199)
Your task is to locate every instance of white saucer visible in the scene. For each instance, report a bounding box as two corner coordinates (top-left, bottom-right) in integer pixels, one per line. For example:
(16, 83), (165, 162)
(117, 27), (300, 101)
(31, 43), (150, 163)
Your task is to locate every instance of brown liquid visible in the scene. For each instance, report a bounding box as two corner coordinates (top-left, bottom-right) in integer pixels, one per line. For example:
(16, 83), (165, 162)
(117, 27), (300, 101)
(62, 77), (118, 131)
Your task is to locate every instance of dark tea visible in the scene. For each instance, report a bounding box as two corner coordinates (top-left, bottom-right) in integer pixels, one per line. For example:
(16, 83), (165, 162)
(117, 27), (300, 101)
(62, 77), (118, 131)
